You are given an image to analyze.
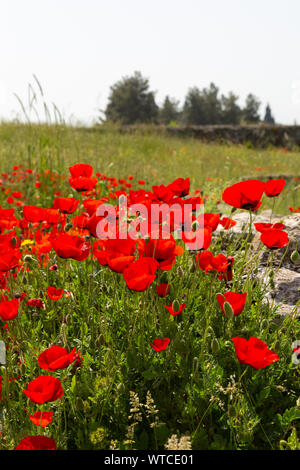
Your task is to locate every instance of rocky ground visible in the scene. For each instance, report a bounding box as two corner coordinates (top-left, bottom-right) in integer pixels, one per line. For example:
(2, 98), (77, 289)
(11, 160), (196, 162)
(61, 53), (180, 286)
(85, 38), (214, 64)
(216, 209), (300, 319)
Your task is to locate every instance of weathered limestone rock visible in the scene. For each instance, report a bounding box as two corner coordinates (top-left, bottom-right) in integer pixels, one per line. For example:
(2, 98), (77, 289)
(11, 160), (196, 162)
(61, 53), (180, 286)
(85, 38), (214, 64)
(216, 210), (300, 317)
(258, 267), (300, 318)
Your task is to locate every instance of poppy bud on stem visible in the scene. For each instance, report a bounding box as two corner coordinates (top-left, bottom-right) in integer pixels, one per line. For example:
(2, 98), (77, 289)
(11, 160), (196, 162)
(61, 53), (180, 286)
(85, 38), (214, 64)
(65, 223), (73, 232)
(24, 255), (36, 263)
(96, 334), (105, 346)
(224, 301), (234, 319)
(172, 299), (180, 313)
(192, 357), (199, 374)
(177, 266), (184, 278)
(291, 250), (300, 263)
(273, 339), (280, 353)
(211, 338), (220, 354)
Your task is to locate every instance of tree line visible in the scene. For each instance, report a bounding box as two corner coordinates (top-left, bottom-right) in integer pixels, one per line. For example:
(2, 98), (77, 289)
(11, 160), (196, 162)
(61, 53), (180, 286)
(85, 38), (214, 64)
(103, 71), (275, 126)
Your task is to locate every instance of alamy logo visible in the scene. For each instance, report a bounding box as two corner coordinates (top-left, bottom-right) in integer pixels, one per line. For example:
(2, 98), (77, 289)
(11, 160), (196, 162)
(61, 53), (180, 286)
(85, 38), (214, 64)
(95, 196), (205, 250)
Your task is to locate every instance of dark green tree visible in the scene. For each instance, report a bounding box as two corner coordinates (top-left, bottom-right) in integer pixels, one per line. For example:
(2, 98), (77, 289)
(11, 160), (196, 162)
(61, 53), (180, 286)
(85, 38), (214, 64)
(221, 92), (242, 124)
(104, 71), (158, 124)
(202, 82), (222, 124)
(183, 83), (223, 125)
(158, 96), (181, 124)
(242, 93), (261, 123)
(183, 87), (207, 125)
(264, 104), (275, 124)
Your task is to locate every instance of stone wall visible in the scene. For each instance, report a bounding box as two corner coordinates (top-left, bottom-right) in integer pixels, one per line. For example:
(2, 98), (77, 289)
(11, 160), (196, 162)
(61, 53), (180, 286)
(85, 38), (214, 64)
(121, 124), (300, 149)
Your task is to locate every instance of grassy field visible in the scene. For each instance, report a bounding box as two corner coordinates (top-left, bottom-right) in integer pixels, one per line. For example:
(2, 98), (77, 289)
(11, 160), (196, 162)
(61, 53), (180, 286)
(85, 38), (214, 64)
(0, 123), (300, 451)
(0, 123), (300, 214)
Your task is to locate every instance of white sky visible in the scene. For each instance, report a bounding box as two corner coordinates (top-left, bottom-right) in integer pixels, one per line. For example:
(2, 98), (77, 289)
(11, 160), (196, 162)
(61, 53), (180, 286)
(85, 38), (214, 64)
(1, 0), (300, 125)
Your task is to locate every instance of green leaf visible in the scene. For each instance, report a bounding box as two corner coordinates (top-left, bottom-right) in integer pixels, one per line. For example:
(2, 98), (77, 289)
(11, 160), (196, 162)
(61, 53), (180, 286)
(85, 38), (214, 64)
(277, 408), (300, 429)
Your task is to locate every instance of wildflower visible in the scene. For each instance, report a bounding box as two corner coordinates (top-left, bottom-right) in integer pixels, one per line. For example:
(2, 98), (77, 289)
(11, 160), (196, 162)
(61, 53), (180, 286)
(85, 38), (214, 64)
(254, 222), (285, 233)
(23, 206), (46, 223)
(22, 375), (64, 404)
(264, 179), (285, 197)
(232, 336), (279, 369)
(15, 436), (56, 450)
(165, 302), (186, 316)
(0, 298), (19, 321)
(28, 411), (53, 427)
(216, 292), (247, 316)
(195, 250), (229, 274)
(144, 235), (184, 271)
(0, 248), (22, 271)
(219, 217), (237, 230)
(222, 180), (265, 211)
(167, 177), (190, 197)
(51, 233), (90, 261)
(46, 287), (64, 301)
(260, 230), (289, 249)
(156, 284), (170, 297)
(150, 338), (170, 351)
(53, 197), (80, 214)
(38, 345), (81, 370)
(27, 298), (45, 309)
(123, 257), (158, 291)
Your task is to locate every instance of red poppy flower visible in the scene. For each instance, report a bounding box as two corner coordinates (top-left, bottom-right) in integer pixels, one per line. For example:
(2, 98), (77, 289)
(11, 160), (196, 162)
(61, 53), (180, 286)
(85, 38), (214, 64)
(23, 206), (46, 223)
(51, 233), (90, 261)
(123, 257), (158, 291)
(156, 284), (170, 297)
(167, 177), (190, 197)
(27, 298), (45, 309)
(38, 346), (79, 371)
(0, 298), (19, 321)
(144, 236), (184, 271)
(82, 198), (106, 216)
(152, 184), (175, 202)
(264, 179), (285, 197)
(182, 226), (212, 251)
(260, 230), (289, 249)
(216, 292), (247, 316)
(196, 213), (220, 232)
(222, 180), (265, 211)
(69, 163), (93, 178)
(53, 197), (80, 214)
(0, 248), (22, 271)
(49, 263), (58, 271)
(150, 338), (170, 351)
(19, 292), (27, 302)
(46, 286), (64, 301)
(28, 411), (53, 427)
(71, 215), (89, 229)
(43, 208), (60, 225)
(86, 213), (114, 240)
(222, 256), (234, 282)
(165, 303), (186, 316)
(195, 250), (228, 273)
(15, 435), (56, 450)
(254, 222), (285, 233)
(69, 176), (98, 193)
(96, 238), (145, 273)
(219, 217), (237, 230)
(22, 375), (64, 404)
(232, 336), (279, 369)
